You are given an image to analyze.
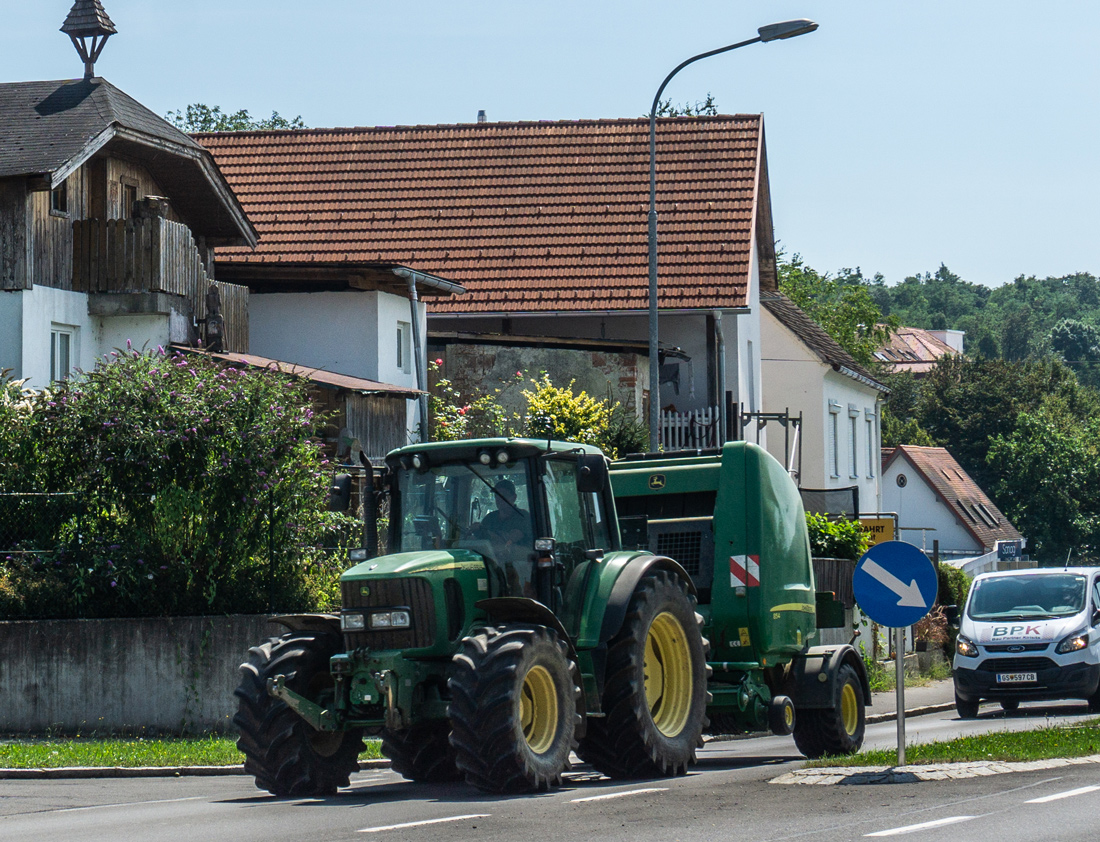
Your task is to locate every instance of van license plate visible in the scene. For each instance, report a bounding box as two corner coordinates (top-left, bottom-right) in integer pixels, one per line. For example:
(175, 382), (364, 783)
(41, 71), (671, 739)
(997, 672), (1037, 683)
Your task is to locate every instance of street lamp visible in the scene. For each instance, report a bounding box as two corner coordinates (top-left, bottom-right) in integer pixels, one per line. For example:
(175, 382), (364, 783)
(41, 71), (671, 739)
(646, 19), (818, 452)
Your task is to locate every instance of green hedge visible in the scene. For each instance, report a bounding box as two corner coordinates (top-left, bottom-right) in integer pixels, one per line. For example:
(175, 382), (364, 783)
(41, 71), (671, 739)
(0, 349), (357, 619)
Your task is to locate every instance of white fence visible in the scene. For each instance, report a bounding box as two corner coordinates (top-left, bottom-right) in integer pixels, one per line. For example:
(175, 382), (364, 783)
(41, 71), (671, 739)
(660, 405), (720, 450)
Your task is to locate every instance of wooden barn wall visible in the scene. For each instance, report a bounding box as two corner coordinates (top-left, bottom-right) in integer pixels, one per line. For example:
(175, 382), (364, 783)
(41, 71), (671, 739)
(27, 168), (88, 291)
(346, 394), (411, 460)
(105, 158), (181, 223)
(0, 178), (29, 290)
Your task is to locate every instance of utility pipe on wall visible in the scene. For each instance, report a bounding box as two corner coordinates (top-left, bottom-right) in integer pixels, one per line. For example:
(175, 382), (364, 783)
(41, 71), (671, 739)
(713, 310), (726, 443)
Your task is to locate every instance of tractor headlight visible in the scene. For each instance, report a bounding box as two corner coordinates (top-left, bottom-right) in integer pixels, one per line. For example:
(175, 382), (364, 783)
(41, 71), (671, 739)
(955, 634), (979, 658)
(340, 612), (366, 631)
(370, 610), (412, 629)
(1057, 631), (1089, 654)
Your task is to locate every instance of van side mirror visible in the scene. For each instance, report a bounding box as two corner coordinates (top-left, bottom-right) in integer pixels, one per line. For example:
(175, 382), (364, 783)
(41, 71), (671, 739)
(576, 453), (608, 493)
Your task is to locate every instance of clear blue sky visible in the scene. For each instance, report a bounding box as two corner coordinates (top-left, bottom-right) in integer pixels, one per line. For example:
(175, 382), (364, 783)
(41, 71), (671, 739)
(4, 1), (1098, 289)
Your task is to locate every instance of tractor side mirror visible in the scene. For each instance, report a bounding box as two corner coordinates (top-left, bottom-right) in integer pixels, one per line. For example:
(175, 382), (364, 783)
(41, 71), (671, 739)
(576, 453), (608, 493)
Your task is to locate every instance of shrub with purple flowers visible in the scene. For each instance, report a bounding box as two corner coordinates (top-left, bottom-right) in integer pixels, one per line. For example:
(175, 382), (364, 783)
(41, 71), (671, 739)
(0, 351), (358, 618)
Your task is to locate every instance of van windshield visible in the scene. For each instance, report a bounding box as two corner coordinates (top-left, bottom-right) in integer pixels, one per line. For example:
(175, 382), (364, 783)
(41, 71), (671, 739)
(967, 573), (1087, 621)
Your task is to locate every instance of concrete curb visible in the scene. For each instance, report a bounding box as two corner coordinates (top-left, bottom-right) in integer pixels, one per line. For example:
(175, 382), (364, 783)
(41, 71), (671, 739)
(866, 702), (956, 724)
(0, 758), (391, 780)
(771, 754), (1100, 786)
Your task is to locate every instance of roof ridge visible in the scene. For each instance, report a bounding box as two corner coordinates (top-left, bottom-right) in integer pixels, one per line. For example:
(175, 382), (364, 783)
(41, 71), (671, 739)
(192, 113), (763, 139)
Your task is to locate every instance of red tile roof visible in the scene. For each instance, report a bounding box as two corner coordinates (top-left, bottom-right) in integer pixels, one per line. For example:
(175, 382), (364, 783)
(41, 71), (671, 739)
(885, 445), (1023, 551)
(875, 327), (957, 374)
(197, 116), (771, 313)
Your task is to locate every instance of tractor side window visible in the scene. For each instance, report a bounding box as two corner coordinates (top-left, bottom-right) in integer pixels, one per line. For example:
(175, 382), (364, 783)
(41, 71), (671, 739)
(585, 490), (613, 553)
(545, 459), (587, 565)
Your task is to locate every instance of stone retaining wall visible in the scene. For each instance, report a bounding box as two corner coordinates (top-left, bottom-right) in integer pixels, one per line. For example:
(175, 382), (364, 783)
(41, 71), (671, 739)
(0, 615), (278, 734)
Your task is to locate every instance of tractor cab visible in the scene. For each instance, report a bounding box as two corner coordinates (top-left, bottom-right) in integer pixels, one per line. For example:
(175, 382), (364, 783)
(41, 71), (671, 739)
(386, 439), (618, 610)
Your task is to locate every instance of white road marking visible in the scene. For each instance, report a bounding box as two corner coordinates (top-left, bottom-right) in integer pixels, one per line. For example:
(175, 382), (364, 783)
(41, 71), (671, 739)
(1026, 785), (1100, 803)
(40, 796), (206, 815)
(865, 816), (976, 837)
(358, 814), (490, 833)
(570, 787), (668, 803)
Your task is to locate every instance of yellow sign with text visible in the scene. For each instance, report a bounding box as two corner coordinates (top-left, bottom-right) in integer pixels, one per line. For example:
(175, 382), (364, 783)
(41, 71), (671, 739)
(859, 517), (896, 547)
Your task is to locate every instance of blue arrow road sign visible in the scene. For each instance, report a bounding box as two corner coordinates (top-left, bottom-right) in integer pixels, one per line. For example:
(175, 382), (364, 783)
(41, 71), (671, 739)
(853, 541), (938, 628)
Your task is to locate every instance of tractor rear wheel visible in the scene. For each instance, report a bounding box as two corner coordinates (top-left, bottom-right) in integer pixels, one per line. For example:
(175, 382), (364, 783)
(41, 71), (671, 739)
(792, 663), (865, 758)
(234, 631), (365, 797)
(578, 570), (709, 778)
(382, 722), (462, 782)
(448, 624), (579, 793)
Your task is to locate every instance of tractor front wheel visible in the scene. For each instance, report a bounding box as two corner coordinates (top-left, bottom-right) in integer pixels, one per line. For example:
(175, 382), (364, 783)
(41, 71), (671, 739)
(578, 570), (709, 778)
(448, 624), (579, 793)
(234, 631), (365, 797)
(382, 722), (462, 783)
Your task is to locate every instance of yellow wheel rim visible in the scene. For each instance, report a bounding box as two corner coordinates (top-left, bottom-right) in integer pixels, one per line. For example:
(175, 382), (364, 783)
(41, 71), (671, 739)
(520, 665), (559, 755)
(783, 702), (795, 730)
(840, 681), (859, 736)
(644, 612), (693, 737)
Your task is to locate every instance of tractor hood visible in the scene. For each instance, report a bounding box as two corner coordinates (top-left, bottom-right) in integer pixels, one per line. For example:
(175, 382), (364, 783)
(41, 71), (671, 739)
(341, 549), (489, 581)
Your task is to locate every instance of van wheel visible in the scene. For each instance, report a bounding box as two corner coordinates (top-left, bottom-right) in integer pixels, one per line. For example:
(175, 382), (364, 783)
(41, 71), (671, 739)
(955, 693), (980, 719)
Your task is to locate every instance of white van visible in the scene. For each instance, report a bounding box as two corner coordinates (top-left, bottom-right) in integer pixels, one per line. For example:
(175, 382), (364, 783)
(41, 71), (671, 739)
(953, 567), (1100, 718)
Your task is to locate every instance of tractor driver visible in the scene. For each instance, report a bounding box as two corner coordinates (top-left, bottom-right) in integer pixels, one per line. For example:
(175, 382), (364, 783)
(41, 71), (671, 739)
(475, 479), (534, 594)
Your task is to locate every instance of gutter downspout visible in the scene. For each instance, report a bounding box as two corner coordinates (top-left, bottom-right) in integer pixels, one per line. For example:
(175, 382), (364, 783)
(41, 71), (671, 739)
(713, 310), (726, 443)
(392, 269), (430, 442)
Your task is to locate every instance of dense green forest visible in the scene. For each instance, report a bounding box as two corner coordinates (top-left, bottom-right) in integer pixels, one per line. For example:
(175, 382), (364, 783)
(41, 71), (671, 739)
(778, 256), (1100, 565)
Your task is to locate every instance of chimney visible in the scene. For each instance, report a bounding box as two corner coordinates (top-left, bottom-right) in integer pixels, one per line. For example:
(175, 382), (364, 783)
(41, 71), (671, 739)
(477, 110), (487, 123)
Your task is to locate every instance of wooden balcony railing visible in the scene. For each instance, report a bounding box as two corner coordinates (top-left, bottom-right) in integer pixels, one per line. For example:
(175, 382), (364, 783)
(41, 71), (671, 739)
(72, 217), (248, 352)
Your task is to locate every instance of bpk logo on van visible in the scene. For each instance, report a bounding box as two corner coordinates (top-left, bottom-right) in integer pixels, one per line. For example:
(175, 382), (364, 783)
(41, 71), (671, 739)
(978, 624), (1047, 643)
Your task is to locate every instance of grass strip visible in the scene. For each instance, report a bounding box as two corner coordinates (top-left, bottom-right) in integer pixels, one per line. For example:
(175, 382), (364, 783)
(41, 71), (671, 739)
(808, 721), (1100, 767)
(0, 736), (383, 768)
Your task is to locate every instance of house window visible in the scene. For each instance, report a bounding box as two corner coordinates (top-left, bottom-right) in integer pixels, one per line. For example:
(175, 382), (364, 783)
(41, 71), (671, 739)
(51, 327), (75, 382)
(828, 400), (841, 478)
(848, 405), (859, 478)
(865, 409), (876, 478)
(50, 182), (68, 216)
(396, 321), (412, 374)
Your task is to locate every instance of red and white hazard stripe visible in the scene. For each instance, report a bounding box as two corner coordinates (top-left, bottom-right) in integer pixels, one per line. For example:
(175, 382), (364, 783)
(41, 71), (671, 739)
(730, 554), (760, 587)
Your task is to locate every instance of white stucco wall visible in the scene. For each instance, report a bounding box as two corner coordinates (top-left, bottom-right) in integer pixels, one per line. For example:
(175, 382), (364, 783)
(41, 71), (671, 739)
(761, 307), (821, 478)
(6, 286), (99, 389)
(881, 454), (981, 555)
(761, 307), (882, 510)
(3, 287), (179, 389)
(249, 289), (423, 391)
(97, 315), (172, 359)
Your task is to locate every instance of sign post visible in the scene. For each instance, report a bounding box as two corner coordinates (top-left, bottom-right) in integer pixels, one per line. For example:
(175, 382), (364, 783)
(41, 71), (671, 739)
(852, 541), (938, 766)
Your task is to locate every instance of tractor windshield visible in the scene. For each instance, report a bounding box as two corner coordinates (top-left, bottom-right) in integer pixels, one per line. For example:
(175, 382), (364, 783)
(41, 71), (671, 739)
(394, 461), (536, 598)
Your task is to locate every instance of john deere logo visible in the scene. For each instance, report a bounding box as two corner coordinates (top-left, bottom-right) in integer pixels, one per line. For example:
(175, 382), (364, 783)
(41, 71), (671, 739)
(648, 474), (666, 490)
(359, 585), (371, 597)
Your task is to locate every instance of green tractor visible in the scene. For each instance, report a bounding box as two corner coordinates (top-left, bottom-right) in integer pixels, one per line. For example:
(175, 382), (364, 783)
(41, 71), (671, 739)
(234, 438), (867, 797)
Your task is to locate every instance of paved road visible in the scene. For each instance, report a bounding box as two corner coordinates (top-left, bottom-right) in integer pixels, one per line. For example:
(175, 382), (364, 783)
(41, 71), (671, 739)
(4, 697), (1098, 842)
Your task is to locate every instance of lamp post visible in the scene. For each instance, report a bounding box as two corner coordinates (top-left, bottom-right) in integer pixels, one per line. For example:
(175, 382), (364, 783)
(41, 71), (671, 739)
(646, 19), (818, 452)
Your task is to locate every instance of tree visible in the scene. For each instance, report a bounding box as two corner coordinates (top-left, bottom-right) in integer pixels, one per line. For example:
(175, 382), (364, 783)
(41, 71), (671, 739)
(988, 396), (1100, 562)
(166, 103), (306, 133)
(914, 355), (1095, 490)
(777, 253), (897, 368)
(1050, 318), (1100, 365)
(652, 93), (718, 117)
(879, 371), (937, 448)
